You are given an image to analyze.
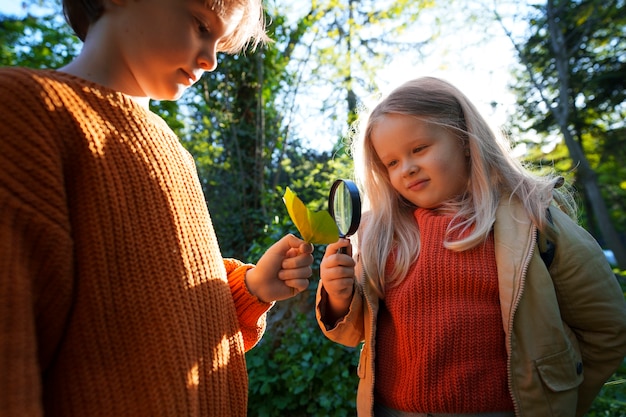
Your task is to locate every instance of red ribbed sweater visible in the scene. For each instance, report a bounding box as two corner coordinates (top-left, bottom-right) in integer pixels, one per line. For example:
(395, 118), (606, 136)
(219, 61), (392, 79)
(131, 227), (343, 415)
(0, 68), (272, 416)
(375, 208), (514, 413)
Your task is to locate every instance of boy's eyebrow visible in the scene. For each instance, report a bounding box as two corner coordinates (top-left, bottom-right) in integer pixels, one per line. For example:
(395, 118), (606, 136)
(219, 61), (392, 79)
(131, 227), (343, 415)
(190, 0), (210, 8)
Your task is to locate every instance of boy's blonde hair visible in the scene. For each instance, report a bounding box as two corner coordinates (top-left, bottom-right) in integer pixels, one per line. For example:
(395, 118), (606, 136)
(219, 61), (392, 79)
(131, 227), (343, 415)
(62, 0), (270, 53)
(351, 77), (576, 297)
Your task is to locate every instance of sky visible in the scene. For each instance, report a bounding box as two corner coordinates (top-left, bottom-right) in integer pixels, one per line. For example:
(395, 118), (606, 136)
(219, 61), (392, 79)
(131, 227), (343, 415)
(0, 1), (36, 17)
(378, 21), (518, 128)
(0, 0), (522, 152)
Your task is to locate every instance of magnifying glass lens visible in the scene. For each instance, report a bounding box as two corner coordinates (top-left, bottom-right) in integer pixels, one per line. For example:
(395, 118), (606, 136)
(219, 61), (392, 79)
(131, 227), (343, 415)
(329, 179), (361, 239)
(333, 182), (353, 236)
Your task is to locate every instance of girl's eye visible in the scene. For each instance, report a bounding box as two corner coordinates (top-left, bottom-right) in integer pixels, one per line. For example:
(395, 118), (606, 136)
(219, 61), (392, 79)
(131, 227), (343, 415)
(412, 146), (426, 154)
(386, 160), (397, 168)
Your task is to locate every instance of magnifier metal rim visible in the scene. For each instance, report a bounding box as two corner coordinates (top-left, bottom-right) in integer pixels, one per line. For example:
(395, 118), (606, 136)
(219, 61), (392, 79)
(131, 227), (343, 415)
(329, 179), (361, 237)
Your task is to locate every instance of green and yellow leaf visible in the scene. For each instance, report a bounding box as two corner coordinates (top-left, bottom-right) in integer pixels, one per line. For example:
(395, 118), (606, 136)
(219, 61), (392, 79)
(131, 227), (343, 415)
(283, 187), (339, 244)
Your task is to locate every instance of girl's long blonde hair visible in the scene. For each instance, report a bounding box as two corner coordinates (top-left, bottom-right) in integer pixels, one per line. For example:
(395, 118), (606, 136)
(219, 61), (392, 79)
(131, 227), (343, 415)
(351, 77), (576, 297)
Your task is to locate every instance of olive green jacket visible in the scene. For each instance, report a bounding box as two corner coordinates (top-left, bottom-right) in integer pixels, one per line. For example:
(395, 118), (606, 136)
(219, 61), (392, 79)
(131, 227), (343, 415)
(316, 197), (626, 417)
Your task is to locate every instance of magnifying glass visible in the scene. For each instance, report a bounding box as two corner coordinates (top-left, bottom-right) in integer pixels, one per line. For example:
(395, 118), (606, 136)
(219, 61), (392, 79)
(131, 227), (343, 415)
(328, 179), (361, 242)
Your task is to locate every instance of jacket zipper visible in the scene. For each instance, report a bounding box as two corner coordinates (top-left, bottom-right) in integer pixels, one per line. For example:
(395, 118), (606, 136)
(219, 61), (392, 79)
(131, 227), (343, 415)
(361, 268), (377, 417)
(506, 225), (537, 417)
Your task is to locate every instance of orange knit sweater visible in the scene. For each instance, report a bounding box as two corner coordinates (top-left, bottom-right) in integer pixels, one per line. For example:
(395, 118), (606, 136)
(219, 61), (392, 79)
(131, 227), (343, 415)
(375, 208), (514, 413)
(0, 67), (272, 416)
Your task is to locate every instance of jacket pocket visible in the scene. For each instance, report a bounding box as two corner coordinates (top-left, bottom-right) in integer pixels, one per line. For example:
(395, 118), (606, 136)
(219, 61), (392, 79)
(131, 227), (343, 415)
(535, 347), (584, 392)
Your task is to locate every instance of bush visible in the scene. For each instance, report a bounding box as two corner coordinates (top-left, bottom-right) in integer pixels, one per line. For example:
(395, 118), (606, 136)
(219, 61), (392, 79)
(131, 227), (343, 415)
(246, 286), (359, 417)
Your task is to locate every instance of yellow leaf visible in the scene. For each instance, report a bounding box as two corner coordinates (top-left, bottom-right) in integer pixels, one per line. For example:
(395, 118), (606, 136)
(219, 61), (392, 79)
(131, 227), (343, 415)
(283, 187), (339, 244)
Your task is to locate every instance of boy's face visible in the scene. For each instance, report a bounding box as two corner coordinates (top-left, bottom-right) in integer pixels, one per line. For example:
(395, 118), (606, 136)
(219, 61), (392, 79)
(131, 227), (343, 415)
(107, 0), (243, 100)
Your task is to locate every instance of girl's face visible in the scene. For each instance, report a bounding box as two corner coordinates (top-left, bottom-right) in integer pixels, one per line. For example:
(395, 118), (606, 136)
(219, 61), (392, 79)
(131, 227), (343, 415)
(99, 0), (243, 100)
(370, 114), (470, 209)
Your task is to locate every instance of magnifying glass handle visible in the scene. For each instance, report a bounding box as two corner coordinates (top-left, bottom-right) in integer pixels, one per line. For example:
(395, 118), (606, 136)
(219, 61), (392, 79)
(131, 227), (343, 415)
(337, 238), (350, 255)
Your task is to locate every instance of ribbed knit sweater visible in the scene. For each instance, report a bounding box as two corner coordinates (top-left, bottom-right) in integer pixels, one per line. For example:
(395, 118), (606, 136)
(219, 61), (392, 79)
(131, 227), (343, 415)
(0, 67), (272, 416)
(375, 208), (514, 413)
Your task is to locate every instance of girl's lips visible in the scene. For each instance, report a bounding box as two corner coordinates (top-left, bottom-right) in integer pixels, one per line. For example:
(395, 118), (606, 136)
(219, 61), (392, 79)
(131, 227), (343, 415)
(407, 178), (428, 191)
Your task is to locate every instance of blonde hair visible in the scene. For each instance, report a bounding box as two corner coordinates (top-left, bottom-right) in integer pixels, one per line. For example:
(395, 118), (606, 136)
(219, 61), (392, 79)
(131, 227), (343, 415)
(63, 0), (269, 52)
(351, 77), (576, 297)
(208, 0), (270, 53)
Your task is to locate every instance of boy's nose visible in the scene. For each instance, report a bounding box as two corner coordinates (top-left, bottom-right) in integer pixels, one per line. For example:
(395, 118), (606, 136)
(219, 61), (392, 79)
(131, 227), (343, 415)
(197, 43), (218, 72)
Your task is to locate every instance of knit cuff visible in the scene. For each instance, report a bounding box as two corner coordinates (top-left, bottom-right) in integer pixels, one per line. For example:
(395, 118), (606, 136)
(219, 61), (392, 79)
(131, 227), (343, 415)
(228, 264), (274, 323)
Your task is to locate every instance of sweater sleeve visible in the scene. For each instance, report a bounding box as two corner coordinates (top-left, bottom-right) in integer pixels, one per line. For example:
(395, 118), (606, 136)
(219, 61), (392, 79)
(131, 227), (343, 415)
(223, 258), (274, 351)
(0, 193), (43, 415)
(0, 69), (75, 415)
(316, 278), (365, 348)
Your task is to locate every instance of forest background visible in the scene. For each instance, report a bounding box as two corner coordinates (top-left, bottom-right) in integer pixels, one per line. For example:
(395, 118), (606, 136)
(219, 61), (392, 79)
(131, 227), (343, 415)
(1, 0), (625, 415)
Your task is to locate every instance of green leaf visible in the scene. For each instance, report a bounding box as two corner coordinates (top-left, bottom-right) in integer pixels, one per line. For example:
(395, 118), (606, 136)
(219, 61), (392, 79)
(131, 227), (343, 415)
(283, 187), (339, 244)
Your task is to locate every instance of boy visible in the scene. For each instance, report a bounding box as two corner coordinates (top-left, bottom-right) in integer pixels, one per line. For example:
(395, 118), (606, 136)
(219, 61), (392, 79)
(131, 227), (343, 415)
(0, 0), (313, 415)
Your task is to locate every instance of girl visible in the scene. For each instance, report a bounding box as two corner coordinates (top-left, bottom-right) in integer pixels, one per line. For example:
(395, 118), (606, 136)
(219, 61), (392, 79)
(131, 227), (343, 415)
(317, 77), (626, 417)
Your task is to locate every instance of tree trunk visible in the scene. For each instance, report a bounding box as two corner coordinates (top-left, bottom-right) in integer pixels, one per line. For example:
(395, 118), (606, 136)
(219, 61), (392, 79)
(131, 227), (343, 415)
(546, 0), (626, 268)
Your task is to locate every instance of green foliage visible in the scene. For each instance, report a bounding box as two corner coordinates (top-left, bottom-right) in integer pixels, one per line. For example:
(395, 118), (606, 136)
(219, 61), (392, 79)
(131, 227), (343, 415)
(246, 289), (359, 417)
(245, 189), (359, 416)
(509, 0), (626, 238)
(0, 5), (78, 68)
(264, 0), (437, 135)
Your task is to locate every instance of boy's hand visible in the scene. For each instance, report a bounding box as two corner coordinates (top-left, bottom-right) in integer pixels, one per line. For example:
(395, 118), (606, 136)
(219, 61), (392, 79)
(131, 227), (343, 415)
(319, 238), (356, 321)
(245, 234), (314, 303)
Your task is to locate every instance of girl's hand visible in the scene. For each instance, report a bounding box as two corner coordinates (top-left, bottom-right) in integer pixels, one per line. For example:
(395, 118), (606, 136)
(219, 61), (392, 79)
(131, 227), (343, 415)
(245, 234), (314, 303)
(320, 238), (356, 321)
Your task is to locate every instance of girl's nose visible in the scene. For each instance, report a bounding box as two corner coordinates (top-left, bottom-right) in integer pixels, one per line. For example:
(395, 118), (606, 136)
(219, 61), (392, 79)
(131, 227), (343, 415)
(403, 161), (417, 177)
